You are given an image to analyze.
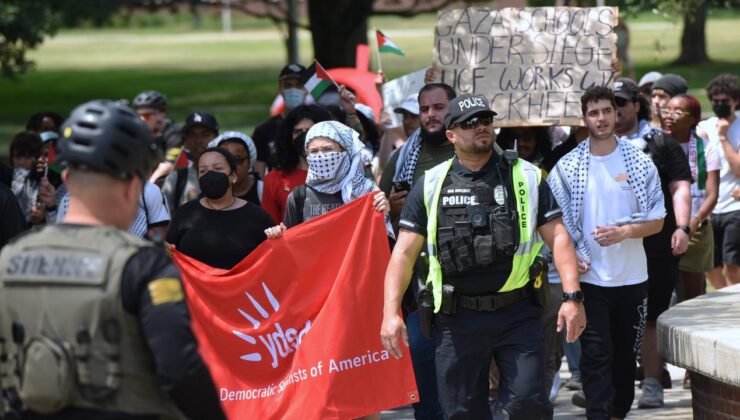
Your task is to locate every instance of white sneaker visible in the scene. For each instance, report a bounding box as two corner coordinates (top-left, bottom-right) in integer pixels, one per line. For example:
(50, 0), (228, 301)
(638, 377), (664, 408)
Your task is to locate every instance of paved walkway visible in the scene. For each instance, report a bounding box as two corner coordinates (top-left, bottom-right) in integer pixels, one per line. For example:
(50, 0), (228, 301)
(381, 364), (693, 419)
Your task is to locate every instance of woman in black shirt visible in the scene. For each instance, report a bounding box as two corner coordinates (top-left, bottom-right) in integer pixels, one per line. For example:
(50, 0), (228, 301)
(167, 147), (274, 269)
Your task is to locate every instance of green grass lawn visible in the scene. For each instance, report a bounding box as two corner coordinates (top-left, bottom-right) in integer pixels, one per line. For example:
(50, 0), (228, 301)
(1, 9), (738, 152)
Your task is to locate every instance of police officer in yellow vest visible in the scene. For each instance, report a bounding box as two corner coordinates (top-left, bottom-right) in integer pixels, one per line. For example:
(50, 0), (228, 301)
(0, 100), (225, 419)
(380, 94), (587, 419)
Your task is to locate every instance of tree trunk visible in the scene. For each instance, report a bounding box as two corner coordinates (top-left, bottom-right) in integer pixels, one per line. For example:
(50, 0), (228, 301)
(308, 0), (373, 68)
(674, 0), (709, 65)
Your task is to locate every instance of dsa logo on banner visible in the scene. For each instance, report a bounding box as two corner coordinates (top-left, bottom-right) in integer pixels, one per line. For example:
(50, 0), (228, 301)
(174, 195), (418, 419)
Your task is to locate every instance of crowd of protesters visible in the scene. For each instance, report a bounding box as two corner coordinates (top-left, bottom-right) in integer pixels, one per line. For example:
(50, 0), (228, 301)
(2, 61), (739, 419)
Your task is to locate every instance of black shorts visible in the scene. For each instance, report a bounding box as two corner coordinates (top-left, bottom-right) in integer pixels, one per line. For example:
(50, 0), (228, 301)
(646, 257), (679, 321)
(711, 209), (740, 268)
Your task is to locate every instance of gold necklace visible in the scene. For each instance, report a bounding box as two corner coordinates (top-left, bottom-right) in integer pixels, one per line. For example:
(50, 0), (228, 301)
(205, 197), (236, 211)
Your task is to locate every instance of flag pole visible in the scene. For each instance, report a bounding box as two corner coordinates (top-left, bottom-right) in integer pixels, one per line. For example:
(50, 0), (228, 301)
(374, 29), (383, 73)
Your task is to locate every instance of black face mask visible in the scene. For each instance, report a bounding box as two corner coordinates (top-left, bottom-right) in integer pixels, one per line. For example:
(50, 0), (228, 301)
(199, 171), (231, 199)
(713, 102), (733, 119)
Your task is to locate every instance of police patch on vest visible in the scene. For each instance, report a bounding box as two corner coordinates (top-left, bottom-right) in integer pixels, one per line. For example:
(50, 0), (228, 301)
(148, 278), (184, 305)
(494, 185), (505, 205)
(4, 250), (106, 285)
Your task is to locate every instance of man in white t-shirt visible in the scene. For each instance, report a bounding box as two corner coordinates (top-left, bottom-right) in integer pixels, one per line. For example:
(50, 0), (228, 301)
(697, 73), (740, 289)
(548, 86), (665, 420)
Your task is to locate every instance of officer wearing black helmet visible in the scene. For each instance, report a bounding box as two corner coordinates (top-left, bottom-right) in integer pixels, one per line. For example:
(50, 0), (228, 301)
(0, 100), (225, 419)
(132, 90), (183, 175)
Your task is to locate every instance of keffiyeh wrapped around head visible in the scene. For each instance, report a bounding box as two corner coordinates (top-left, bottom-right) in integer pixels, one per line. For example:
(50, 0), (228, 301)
(304, 120), (377, 203)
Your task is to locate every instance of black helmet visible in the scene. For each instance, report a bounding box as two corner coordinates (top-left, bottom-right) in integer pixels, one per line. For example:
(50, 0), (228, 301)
(132, 90), (167, 111)
(58, 100), (161, 179)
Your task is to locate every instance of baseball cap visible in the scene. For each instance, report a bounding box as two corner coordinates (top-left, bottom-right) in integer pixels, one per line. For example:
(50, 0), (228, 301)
(208, 130), (257, 169)
(279, 63), (306, 81)
(445, 94), (497, 129)
(394, 93), (420, 116)
(652, 74), (688, 97)
(182, 112), (219, 136)
(613, 78), (640, 101)
(638, 71), (663, 88)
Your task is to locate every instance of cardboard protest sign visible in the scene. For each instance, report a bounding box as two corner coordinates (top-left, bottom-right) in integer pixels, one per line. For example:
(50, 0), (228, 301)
(382, 68), (427, 127)
(433, 7), (618, 127)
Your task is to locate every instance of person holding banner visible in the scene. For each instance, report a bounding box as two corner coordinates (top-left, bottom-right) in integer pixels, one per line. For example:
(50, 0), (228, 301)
(0, 100), (225, 419)
(381, 93), (586, 419)
(262, 104), (332, 223)
(265, 120), (390, 235)
(167, 147), (275, 270)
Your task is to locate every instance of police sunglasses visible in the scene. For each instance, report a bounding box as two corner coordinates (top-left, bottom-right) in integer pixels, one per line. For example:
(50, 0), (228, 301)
(453, 116), (493, 130)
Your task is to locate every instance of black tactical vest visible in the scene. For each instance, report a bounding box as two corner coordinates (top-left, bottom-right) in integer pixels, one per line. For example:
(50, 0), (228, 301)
(435, 171), (518, 276)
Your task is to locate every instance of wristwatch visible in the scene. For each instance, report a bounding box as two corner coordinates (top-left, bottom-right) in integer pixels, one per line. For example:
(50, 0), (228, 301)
(676, 224), (690, 235)
(562, 290), (584, 303)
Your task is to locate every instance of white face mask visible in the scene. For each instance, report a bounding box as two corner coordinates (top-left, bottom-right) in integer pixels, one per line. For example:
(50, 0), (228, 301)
(306, 151), (348, 183)
(282, 88), (306, 110)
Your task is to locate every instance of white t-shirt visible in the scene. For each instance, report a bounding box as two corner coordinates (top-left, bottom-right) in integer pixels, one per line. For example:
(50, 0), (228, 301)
(580, 148), (648, 287)
(698, 117), (740, 214)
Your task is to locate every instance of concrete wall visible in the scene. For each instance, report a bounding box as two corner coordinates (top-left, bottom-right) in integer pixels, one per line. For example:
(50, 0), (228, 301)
(658, 283), (740, 419)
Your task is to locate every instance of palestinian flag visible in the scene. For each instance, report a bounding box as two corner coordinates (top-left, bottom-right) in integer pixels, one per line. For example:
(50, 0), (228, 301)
(302, 61), (333, 101)
(376, 30), (405, 56)
(172, 148), (190, 168)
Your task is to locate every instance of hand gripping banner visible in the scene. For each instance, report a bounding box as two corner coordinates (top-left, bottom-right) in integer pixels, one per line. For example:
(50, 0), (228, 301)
(174, 195), (418, 419)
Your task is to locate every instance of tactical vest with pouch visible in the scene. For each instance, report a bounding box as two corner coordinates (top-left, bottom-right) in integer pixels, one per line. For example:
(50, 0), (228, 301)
(435, 171), (517, 276)
(423, 156), (545, 312)
(0, 226), (183, 418)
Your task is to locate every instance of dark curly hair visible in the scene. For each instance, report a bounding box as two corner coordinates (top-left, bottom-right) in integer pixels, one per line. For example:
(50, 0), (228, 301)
(355, 111), (380, 154)
(706, 73), (740, 102)
(10, 131), (42, 161)
(274, 105), (331, 171)
(581, 86), (616, 116)
(25, 111), (64, 133)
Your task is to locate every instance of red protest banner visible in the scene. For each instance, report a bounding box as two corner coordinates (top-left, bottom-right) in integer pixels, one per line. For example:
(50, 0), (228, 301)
(173, 195), (418, 419)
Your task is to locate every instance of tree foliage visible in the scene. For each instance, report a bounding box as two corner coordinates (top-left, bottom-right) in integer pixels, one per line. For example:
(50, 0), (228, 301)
(0, 1), (61, 78)
(626, 0), (739, 64)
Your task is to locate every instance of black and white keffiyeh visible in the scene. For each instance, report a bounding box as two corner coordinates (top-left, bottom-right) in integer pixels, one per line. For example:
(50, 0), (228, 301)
(305, 121), (377, 203)
(547, 138), (665, 262)
(392, 128), (422, 184)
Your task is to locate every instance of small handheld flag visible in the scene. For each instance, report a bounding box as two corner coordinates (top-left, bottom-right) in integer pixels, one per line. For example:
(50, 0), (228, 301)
(376, 30), (405, 57)
(302, 60), (336, 101)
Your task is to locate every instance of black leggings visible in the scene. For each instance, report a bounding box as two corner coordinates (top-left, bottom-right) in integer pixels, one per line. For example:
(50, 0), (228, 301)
(580, 282), (648, 420)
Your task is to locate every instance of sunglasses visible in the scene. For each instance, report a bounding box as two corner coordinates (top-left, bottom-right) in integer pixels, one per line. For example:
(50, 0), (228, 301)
(453, 116), (493, 130)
